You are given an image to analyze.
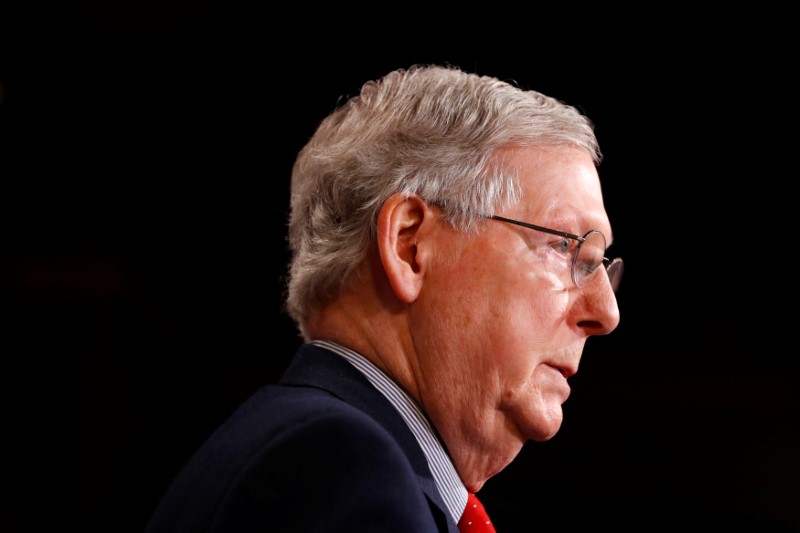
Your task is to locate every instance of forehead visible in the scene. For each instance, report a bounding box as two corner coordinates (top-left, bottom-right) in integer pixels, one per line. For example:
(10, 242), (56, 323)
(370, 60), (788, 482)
(502, 145), (609, 234)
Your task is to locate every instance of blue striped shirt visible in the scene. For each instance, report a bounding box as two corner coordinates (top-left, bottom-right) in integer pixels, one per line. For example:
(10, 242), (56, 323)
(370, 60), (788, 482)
(311, 339), (468, 524)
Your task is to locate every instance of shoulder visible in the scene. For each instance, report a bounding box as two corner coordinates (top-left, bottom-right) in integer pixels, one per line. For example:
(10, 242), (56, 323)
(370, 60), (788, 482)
(222, 386), (439, 531)
(266, 385), (410, 465)
(147, 385), (441, 533)
(236, 385), (419, 488)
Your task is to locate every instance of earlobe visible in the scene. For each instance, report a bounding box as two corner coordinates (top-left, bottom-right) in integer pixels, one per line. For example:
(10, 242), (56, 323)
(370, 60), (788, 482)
(377, 194), (432, 303)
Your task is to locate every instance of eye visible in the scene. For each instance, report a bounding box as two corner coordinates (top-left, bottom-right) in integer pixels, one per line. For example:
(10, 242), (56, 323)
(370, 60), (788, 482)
(557, 238), (570, 254)
(576, 258), (600, 276)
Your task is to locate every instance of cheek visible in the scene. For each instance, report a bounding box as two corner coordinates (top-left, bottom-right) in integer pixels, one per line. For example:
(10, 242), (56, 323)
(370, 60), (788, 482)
(423, 243), (572, 382)
(525, 271), (571, 320)
(491, 271), (572, 378)
(446, 257), (570, 337)
(498, 270), (571, 339)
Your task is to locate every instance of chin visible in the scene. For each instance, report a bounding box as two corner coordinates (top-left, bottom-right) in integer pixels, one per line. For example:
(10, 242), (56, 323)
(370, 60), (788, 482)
(501, 397), (565, 442)
(524, 410), (564, 442)
(533, 426), (561, 442)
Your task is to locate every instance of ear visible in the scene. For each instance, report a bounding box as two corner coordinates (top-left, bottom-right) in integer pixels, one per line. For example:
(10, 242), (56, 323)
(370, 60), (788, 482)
(377, 194), (437, 303)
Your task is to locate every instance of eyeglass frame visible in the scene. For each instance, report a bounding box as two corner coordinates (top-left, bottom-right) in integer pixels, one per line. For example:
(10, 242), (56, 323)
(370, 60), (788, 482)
(487, 214), (623, 292)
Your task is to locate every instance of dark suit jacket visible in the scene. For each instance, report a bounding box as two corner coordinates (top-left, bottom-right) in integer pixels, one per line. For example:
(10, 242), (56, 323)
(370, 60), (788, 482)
(144, 343), (460, 532)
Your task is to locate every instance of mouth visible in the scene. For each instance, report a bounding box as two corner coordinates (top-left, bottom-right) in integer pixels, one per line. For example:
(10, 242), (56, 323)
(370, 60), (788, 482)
(552, 364), (576, 379)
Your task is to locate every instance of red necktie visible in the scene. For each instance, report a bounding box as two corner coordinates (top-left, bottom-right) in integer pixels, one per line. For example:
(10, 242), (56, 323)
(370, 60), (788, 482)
(457, 492), (496, 532)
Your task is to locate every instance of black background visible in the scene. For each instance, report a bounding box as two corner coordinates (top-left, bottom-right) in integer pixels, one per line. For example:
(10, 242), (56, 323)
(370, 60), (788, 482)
(1, 3), (797, 532)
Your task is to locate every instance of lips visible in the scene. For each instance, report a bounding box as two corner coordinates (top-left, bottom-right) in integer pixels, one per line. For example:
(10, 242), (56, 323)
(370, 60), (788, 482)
(538, 363), (572, 404)
(550, 363), (576, 379)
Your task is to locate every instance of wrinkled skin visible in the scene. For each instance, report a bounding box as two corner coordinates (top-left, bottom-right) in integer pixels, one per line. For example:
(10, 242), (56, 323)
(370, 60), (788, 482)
(307, 145), (621, 492)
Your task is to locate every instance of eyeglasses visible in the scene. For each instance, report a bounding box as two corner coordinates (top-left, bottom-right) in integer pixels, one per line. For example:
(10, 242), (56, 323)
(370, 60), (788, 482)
(488, 214), (623, 292)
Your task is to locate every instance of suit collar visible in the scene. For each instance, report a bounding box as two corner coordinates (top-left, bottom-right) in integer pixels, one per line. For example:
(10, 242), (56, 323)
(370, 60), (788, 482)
(280, 343), (458, 531)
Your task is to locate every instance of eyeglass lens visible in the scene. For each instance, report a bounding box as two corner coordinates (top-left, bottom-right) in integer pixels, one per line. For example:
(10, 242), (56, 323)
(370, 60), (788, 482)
(574, 230), (607, 287)
(575, 230), (623, 292)
(606, 259), (623, 292)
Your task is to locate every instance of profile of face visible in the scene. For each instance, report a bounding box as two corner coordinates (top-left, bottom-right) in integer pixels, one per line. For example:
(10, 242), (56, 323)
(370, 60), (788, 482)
(411, 145), (621, 490)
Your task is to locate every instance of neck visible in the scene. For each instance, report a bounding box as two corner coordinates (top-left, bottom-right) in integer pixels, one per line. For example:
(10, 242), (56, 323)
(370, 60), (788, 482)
(306, 286), (421, 404)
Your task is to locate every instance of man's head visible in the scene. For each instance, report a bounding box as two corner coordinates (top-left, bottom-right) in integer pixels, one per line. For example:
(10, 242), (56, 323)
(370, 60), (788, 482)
(286, 64), (621, 490)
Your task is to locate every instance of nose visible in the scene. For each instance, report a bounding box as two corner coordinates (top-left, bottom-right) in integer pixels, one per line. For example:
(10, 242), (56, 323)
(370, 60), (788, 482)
(575, 267), (621, 335)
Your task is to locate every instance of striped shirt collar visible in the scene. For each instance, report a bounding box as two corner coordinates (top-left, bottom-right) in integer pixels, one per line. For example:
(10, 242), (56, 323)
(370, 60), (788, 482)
(311, 339), (468, 524)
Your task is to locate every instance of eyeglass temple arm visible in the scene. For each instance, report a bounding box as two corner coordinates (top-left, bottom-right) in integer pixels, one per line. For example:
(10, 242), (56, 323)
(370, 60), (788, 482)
(488, 215), (585, 242)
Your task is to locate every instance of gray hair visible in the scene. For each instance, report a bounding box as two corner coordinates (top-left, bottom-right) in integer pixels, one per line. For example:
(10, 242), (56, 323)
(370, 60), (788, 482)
(286, 64), (601, 339)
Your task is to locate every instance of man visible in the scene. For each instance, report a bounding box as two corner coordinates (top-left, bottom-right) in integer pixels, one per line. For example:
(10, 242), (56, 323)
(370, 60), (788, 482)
(145, 64), (622, 532)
